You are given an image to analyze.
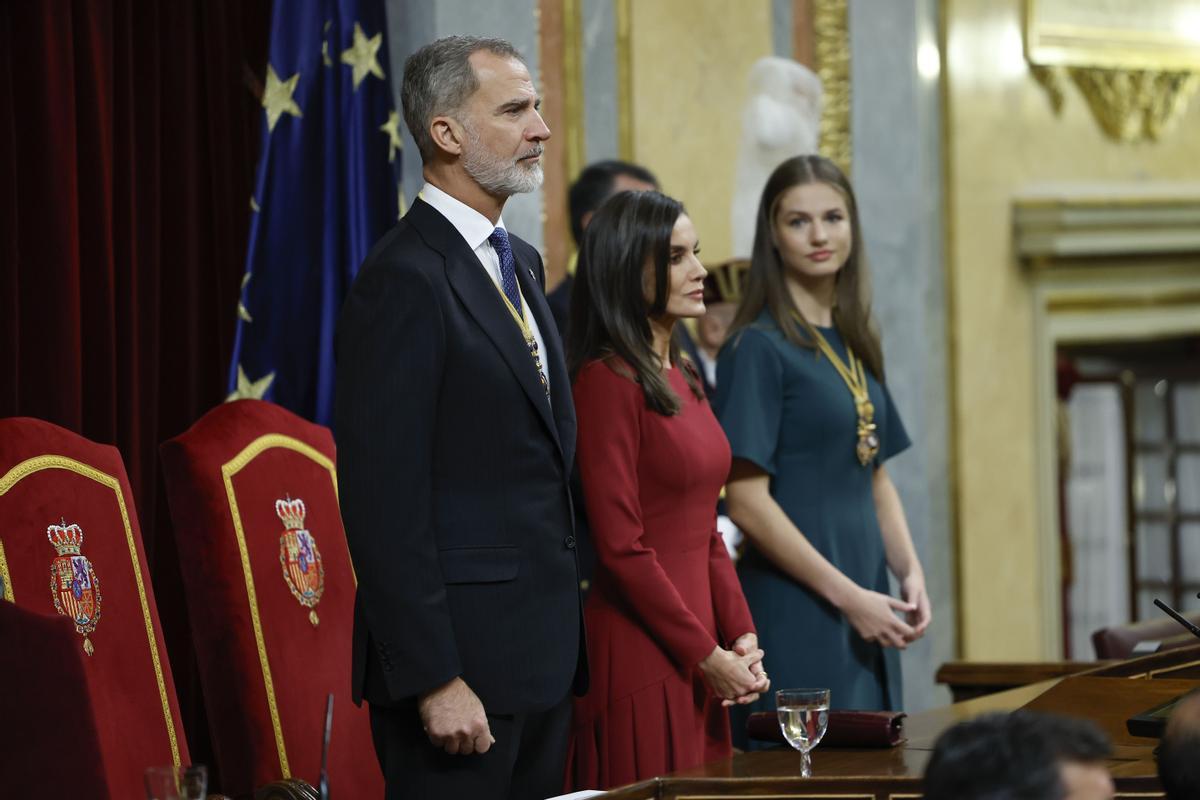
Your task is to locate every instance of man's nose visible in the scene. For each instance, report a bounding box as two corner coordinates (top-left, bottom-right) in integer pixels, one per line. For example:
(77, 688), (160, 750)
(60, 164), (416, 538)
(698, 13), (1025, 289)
(528, 110), (551, 141)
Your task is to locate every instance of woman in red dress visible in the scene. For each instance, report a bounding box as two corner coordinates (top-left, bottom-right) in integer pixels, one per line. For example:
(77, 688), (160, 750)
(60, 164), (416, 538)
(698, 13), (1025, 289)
(564, 190), (770, 789)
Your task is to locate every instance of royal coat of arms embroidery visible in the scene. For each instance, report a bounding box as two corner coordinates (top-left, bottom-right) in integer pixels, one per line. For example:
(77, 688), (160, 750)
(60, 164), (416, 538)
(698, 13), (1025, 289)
(47, 520), (102, 655)
(276, 497), (324, 626)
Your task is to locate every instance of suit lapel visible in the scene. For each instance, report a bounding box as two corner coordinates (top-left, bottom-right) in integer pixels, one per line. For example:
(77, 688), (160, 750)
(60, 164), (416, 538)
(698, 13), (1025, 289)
(408, 200), (563, 459)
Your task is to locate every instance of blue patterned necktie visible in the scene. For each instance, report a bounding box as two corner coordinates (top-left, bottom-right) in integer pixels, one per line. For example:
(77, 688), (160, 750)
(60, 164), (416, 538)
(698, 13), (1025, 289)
(488, 227), (522, 317)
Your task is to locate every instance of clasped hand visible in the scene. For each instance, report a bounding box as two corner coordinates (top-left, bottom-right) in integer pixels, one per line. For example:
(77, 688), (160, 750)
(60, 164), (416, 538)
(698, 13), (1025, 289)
(840, 576), (931, 650)
(418, 676), (496, 755)
(698, 633), (770, 707)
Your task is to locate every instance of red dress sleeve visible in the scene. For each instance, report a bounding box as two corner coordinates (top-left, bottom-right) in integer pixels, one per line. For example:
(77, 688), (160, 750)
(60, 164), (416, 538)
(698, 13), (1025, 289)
(574, 361), (719, 669)
(707, 526), (756, 645)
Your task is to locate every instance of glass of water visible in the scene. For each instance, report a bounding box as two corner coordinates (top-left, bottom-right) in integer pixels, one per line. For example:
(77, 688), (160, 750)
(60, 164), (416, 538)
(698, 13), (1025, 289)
(776, 688), (830, 777)
(144, 765), (207, 800)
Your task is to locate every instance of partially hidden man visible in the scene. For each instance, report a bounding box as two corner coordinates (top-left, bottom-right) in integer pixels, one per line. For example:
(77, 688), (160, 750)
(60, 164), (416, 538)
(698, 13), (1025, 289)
(334, 36), (586, 800)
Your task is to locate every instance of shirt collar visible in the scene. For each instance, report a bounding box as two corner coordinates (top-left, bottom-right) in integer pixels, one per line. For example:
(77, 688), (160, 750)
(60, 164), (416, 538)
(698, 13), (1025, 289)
(419, 182), (506, 251)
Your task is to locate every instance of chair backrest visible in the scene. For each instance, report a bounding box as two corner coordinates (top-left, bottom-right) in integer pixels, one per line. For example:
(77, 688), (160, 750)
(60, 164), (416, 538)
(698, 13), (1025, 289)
(0, 417), (189, 798)
(0, 601), (111, 800)
(160, 399), (381, 797)
(1092, 612), (1200, 659)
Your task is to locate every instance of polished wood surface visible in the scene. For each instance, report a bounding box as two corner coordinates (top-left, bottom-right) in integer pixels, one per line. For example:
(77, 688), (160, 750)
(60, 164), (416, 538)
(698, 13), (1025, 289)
(594, 646), (1200, 798)
(935, 659), (1106, 701)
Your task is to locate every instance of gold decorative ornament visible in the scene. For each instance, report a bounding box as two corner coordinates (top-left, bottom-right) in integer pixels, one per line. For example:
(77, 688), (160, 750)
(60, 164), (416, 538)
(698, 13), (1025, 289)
(804, 322), (879, 466)
(1023, 0), (1200, 143)
(814, 0), (851, 175)
(705, 259), (749, 304)
(1069, 68), (1199, 142)
(1033, 64), (1200, 142)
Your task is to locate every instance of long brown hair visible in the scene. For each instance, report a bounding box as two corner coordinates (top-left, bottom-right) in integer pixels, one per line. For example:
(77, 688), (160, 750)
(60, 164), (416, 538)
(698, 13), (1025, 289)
(566, 190), (705, 415)
(729, 155), (884, 379)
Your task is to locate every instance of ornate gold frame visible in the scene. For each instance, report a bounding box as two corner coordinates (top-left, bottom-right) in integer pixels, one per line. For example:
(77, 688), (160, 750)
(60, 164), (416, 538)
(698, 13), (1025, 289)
(221, 433), (343, 778)
(0, 455), (181, 765)
(1025, 0), (1200, 71)
(814, 0), (851, 174)
(1024, 0), (1200, 142)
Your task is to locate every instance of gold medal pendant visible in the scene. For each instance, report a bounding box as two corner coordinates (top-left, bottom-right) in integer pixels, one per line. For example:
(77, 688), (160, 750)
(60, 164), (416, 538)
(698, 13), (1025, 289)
(803, 318), (879, 467)
(528, 339), (549, 397)
(497, 280), (550, 398)
(855, 400), (880, 466)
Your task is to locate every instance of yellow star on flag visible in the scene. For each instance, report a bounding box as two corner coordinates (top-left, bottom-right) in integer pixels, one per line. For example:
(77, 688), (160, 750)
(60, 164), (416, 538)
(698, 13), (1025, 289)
(226, 364), (275, 402)
(341, 22), (384, 90)
(237, 272), (254, 322)
(380, 110), (403, 163)
(262, 64), (302, 132)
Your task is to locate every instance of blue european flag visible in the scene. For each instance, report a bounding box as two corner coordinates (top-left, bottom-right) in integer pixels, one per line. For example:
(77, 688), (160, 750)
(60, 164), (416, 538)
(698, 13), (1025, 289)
(227, 0), (400, 425)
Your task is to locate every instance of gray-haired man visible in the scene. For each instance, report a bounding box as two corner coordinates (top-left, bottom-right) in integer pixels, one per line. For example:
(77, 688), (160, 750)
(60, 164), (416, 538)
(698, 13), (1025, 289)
(335, 35), (586, 799)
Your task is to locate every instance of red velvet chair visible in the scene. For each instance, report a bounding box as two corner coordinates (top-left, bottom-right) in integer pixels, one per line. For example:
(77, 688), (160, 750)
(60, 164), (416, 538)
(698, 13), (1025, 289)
(160, 400), (382, 798)
(0, 417), (190, 798)
(0, 602), (110, 800)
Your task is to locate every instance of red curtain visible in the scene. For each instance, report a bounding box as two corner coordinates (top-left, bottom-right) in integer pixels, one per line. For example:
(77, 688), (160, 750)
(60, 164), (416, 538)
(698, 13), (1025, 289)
(1, 0), (269, 780)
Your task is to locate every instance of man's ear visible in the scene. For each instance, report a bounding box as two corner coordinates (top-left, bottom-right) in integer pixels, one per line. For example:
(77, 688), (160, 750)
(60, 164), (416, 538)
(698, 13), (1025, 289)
(430, 115), (465, 157)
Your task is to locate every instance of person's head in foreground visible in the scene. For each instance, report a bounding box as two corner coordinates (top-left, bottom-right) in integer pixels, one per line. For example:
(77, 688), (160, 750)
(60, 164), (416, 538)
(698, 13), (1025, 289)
(923, 710), (1114, 800)
(1158, 689), (1200, 799)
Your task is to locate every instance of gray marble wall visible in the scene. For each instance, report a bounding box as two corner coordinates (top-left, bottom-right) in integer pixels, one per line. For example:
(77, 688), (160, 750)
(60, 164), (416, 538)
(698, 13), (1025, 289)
(849, 0), (953, 712)
(384, 0), (543, 250)
(581, 0), (620, 165)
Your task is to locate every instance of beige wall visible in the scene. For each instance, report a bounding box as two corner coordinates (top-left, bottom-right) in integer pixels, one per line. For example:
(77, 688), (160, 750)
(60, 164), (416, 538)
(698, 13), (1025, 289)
(945, 0), (1200, 659)
(628, 0), (773, 262)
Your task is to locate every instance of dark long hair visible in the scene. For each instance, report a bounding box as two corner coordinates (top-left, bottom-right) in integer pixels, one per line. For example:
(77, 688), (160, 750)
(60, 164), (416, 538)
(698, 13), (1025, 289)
(729, 155), (884, 379)
(566, 190), (705, 415)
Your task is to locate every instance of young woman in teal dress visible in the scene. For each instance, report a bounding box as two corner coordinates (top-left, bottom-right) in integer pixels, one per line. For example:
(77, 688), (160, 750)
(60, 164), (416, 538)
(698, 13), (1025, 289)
(715, 155), (931, 741)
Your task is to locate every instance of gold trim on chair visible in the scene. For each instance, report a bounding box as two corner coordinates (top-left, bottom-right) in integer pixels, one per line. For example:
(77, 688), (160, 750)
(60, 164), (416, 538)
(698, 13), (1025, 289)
(0, 455), (182, 766)
(221, 434), (343, 779)
(0, 538), (13, 602)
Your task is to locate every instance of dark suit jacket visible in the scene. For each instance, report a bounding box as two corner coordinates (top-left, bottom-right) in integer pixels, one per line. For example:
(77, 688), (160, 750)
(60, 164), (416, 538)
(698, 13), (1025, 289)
(335, 198), (585, 716)
(546, 272), (572, 340)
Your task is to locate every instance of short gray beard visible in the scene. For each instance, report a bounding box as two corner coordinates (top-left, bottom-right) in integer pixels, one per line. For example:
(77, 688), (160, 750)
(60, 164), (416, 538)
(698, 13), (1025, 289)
(461, 120), (544, 196)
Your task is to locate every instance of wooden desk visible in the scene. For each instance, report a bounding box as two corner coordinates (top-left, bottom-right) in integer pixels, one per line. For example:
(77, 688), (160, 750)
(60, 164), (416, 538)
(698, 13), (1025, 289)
(597, 646), (1200, 799)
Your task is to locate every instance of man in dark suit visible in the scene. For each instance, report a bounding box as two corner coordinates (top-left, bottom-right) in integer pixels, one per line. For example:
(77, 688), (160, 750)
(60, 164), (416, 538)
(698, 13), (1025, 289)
(334, 35), (584, 800)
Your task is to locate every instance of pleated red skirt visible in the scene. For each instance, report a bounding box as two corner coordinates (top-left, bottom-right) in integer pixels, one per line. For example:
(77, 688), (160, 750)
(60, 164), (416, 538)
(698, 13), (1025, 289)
(565, 666), (732, 790)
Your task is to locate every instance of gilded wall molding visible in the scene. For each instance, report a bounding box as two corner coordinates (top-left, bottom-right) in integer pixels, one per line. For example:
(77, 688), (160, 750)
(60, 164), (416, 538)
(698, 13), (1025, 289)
(814, 0), (850, 173)
(615, 0), (633, 160)
(1033, 64), (1200, 143)
(561, 0), (585, 180)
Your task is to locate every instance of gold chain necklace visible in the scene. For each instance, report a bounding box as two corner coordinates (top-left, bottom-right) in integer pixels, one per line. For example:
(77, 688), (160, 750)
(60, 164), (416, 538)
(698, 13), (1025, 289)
(806, 323), (879, 466)
(494, 282), (550, 398)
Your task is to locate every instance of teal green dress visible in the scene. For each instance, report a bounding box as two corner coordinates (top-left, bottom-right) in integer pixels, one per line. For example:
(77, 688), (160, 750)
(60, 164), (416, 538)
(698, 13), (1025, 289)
(715, 312), (910, 744)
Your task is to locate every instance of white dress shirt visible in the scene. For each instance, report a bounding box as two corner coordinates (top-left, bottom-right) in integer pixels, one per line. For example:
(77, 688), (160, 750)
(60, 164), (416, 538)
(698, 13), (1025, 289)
(419, 182), (550, 391)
